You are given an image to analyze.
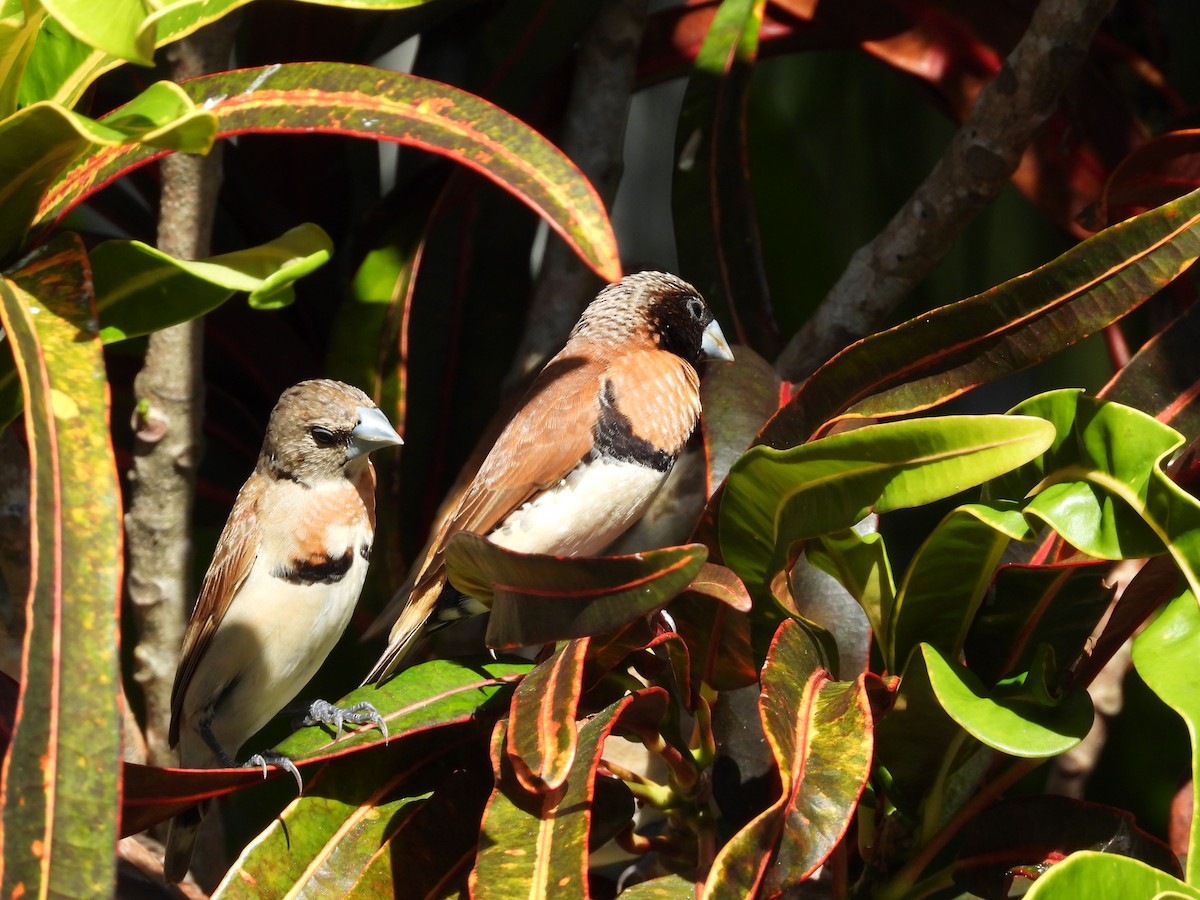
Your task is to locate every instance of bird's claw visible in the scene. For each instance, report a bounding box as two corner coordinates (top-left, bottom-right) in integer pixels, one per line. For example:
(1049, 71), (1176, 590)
(303, 699), (389, 744)
(243, 750), (304, 794)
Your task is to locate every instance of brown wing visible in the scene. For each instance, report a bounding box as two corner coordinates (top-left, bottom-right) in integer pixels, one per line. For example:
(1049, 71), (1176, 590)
(367, 354), (602, 683)
(168, 473), (264, 747)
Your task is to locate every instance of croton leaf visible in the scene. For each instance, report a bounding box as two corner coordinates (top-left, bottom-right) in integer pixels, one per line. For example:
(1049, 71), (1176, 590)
(470, 690), (667, 899)
(121, 657), (529, 836)
(1022, 850), (1200, 900)
(506, 639), (589, 793)
(36, 62), (621, 282)
(702, 619), (872, 898)
(952, 795), (1181, 899)
(720, 414), (1055, 599)
(0, 234), (121, 899)
(444, 532), (707, 649)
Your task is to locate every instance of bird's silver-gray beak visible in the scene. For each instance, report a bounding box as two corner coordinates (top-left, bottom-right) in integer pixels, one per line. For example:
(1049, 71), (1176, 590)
(348, 406), (403, 459)
(702, 319), (735, 362)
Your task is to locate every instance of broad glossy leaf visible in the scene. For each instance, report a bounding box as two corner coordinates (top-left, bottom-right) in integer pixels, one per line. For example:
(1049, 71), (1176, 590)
(0, 225), (333, 426)
(0, 234), (121, 898)
(699, 346), (781, 494)
(471, 691), (664, 899)
(668, 584), (757, 691)
(1023, 851), (1200, 900)
(966, 560), (1115, 687)
(804, 521), (892, 656)
(37, 63), (621, 282)
(703, 620), (871, 898)
(953, 795), (1181, 899)
(720, 414), (1055, 598)
(121, 658), (529, 836)
(40, 0), (154, 65)
(0, 3), (43, 117)
(617, 875), (696, 898)
(444, 532), (707, 649)
(888, 502), (1035, 672)
(755, 184), (1200, 451)
(216, 736), (491, 899)
(673, 0), (778, 356)
(507, 639), (588, 793)
(921, 643), (1093, 758)
(1132, 587), (1200, 884)
(995, 391), (1200, 601)
(0, 80), (215, 259)
(1093, 129), (1200, 226)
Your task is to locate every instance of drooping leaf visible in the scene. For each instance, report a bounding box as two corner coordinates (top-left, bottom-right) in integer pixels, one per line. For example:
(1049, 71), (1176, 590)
(803, 520), (890, 668)
(755, 184), (1200, 451)
(0, 2), (44, 117)
(0, 234), (121, 899)
(953, 795), (1181, 899)
(444, 533), (707, 649)
(920, 643), (1093, 758)
(506, 639), (589, 793)
(39, 0), (156, 65)
(702, 619), (872, 898)
(720, 414), (1055, 599)
(36, 62), (621, 282)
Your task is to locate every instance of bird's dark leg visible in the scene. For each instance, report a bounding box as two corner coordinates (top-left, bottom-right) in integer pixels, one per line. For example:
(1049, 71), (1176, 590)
(198, 719), (304, 793)
(301, 699), (389, 743)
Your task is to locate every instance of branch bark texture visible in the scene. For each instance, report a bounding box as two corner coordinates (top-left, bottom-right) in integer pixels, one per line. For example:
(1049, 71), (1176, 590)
(775, 0), (1117, 382)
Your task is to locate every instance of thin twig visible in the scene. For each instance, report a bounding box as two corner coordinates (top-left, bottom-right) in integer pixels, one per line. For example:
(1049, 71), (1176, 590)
(775, 0), (1118, 382)
(503, 0), (648, 388)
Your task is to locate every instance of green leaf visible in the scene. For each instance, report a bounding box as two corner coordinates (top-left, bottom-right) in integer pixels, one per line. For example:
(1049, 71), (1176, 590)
(1131, 587), (1200, 885)
(444, 533), (707, 650)
(920, 643), (1093, 758)
(888, 502), (1035, 672)
(805, 526), (894, 659)
(1023, 851), (1200, 900)
(0, 80), (216, 258)
(40, 0), (155, 65)
(0, 2), (44, 117)
(719, 414), (1055, 599)
(37, 62), (621, 282)
(757, 183), (1200, 451)
(506, 639), (588, 792)
(995, 390), (1200, 601)
(0, 234), (121, 898)
(702, 619), (872, 898)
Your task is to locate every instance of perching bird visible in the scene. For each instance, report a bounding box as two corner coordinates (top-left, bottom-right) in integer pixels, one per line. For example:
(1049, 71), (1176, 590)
(164, 379), (403, 884)
(365, 271), (733, 684)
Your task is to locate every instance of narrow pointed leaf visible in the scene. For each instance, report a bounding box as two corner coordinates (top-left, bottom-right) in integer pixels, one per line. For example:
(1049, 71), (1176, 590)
(0, 234), (121, 898)
(443, 532), (707, 649)
(1131, 588), (1200, 884)
(702, 619), (872, 898)
(720, 414), (1055, 598)
(471, 690), (666, 899)
(36, 62), (621, 281)
(121, 658), (529, 836)
(673, 0), (778, 355)
(756, 184), (1200, 451)
(507, 639), (589, 793)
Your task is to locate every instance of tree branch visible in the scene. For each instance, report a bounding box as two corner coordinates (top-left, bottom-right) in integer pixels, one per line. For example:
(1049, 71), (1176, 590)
(775, 0), (1117, 382)
(503, 0), (648, 387)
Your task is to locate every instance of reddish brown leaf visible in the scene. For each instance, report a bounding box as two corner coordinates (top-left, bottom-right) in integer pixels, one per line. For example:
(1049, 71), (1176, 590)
(507, 639), (590, 793)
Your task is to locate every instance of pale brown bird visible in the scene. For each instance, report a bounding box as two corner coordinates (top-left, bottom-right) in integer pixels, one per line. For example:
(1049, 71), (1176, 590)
(164, 379), (403, 884)
(366, 271), (733, 684)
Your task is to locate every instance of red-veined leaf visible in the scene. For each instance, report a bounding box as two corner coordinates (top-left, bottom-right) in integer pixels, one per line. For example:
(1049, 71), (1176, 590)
(0, 234), (121, 898)
(35, 62), (620, 281)
(507, 639), (589, 793)
(702, 619), (872, 898)
(444, 533), (707, 649)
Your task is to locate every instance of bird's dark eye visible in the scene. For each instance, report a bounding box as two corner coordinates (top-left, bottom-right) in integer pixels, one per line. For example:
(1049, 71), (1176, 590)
(310, 426), (340, 446)
(687, 297), (706, 321)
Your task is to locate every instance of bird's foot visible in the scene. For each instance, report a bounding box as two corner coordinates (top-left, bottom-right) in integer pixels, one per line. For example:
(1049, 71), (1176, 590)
(302, 699), (389, 744)
(244, 750), (303, 793)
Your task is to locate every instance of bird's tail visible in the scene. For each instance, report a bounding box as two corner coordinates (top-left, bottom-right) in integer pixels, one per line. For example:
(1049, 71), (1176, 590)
(163, 801), (206, 884)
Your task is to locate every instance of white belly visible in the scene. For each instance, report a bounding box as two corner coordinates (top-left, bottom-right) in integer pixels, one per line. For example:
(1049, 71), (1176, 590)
(487, 456), (668, 556)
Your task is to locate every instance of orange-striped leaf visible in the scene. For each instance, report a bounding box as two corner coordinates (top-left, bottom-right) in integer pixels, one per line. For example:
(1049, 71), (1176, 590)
(507, 639), (589, 793)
